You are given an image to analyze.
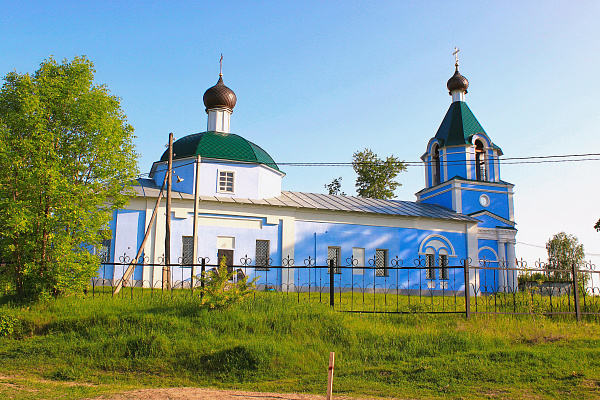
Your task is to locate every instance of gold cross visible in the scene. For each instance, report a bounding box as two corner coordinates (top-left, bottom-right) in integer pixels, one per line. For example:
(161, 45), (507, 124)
(453, 47), (460, 65)
(219, 54), (223, 77)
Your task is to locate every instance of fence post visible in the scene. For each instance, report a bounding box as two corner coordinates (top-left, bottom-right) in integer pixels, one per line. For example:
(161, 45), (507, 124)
(572, 262), (581, 322)
(200, 258), (206, 300)
(463, 259), (471, 319)
(329, 258), (335, 308)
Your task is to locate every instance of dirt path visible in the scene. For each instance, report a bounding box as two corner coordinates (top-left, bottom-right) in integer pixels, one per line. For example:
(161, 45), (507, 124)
(88, 387), (396, 400)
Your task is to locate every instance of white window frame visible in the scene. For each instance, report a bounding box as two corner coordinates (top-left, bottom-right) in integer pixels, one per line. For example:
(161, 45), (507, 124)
(218, 170), (235, 193)
(327, 246), (341, 274)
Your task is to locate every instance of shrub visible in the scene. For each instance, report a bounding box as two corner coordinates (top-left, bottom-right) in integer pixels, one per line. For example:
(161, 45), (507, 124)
(200, 256), (257, 309)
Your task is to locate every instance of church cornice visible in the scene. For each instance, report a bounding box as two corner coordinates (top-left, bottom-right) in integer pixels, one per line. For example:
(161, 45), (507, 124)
(478, 227), (517, 242)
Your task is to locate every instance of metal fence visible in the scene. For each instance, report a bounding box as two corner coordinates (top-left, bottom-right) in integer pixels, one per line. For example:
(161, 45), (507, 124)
(90, 255), (600, 320)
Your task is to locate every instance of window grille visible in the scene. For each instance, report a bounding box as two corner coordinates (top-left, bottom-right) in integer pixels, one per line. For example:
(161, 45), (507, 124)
(98, 239), (111, 263)
(439, 254), (449, 280)
(218, 171), (234, 193)
(255, 240), (270, 271)
(327, 247), (341, 274)
(181, 236), (193, 266)
(426, 254), (435, 279)
(375, 249), (389, 277)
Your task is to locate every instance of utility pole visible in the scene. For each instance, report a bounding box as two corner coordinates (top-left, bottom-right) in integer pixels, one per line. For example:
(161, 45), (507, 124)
(191, 155), (201, 290)
(163, 132), (173, 290)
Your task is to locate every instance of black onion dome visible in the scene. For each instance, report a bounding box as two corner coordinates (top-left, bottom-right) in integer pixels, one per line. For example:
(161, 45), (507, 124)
(447, 68), (469, 94)
(203, 76), (237, 112)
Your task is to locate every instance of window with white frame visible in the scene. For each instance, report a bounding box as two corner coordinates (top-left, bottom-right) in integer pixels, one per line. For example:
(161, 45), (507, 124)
(255, 240), (270, 271)
(218, 171), (235, 193)
(327, 246), (341, 274)
(375, 249), (389, 277)
(475, 140), (487, 181)
(181, 236), (193, 266)
(425, 252), (435, 280)
(439, 253), (449, 280)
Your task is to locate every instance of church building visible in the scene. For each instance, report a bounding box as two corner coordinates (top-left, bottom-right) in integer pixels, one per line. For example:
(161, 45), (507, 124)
(99, 57), (517, 294)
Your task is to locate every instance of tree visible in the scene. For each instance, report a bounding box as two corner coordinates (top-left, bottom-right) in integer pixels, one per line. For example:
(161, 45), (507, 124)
(595, 219), (600, 232)
(324, 177), (346, 196)
(352, 149), (406, 199)
(545, 232), (585, 282)
(0, 57), (138, 299)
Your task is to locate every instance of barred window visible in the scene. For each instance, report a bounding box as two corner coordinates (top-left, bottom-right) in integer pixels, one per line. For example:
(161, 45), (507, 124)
(327, 246), (341, 274)
(375, 249), (389, 277)
(218, 171), (234, 193)
(98, 239), (111, 263)
(182, 236), (193, 266)
(255, 240), (270, 271)
(439, 254), (449, 280)
(426, 253), (435, 279)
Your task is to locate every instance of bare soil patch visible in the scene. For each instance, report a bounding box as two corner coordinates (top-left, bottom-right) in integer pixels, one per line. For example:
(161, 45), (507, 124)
(87, 387), (397, 400)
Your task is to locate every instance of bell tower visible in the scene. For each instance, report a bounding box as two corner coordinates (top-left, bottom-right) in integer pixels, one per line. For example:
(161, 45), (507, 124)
(416, 49), (518, 292)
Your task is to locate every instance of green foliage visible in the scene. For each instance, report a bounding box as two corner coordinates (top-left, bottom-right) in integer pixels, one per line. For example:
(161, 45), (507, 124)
(352, 148), (406, 199)
(1, 295), (600, 399)
(595, 218), (600, 232)
(0, 57), (138, 300)
(0, 314), (18, 337)
(324, 177), (346, 196)
(546, 232), (586, 282)
(199, 256), (256, 309)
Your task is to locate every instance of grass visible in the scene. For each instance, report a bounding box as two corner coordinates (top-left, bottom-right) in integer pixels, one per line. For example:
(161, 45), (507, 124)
(1, 292), (600, 399)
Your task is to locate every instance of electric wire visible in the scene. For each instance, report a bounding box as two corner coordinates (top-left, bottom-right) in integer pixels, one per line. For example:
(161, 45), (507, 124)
(135, 152), (600, 178)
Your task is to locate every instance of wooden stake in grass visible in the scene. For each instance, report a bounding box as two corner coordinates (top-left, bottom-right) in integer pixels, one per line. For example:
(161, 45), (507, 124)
(327, 351), (335, 400)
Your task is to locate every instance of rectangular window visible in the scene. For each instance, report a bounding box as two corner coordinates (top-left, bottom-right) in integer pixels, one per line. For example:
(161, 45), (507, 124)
(327, 246), (341, 274)
(426, 254), (435, 280)
(182, 236), (193, 266)
(352, 247), (365, 275)
(439, 254), (449, 280)
(98, 238), (111, 263)
(255, 240), (270, 271)
(218, 171), (235, 193)
(375, 249), (389, 277)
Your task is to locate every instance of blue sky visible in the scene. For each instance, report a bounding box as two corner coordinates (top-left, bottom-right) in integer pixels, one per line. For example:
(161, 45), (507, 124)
(2, 0), (599, 265)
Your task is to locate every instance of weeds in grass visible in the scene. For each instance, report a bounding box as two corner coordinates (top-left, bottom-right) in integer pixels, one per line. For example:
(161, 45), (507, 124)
(0, 294), (599, 399)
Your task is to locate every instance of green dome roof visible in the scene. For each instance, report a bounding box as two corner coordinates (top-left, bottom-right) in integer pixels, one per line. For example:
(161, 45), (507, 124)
(160, 131), (280, 171)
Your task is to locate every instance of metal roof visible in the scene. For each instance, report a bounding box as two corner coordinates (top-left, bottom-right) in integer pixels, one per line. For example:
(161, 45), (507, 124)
(159, 131), (280, 171)
(133, 179), (477, 222)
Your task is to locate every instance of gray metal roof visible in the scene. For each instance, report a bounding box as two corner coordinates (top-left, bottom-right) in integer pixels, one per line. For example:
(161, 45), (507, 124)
(133, 179), (477, 222)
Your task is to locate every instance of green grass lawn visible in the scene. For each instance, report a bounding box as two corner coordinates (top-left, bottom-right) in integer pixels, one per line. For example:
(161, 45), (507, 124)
(1, 292), (600, 399)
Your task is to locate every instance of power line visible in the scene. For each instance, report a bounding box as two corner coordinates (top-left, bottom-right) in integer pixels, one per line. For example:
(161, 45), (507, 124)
(135, 152), (600, 178)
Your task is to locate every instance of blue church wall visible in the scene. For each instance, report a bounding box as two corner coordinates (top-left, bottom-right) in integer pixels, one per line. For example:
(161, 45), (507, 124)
(167, 213), (282, 286)
(292, 220), (469, 291)
(460, 188), (510, 219)
(478, 239), (500, 293)
(152, 159), (197, 195)
(97, 210), (118, 281)
(443, 147), (469, 180)
(420, 189), (453, 210)
(108, 209), (147, 282)
(472, 213), (513, 229)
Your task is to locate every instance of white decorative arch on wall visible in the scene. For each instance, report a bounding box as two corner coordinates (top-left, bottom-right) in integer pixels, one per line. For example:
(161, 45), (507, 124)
(418, 234), (457, 258)
(478, 246), (498, 261)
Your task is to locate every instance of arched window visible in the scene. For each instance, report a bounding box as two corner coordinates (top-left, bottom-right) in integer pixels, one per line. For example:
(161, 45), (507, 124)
(475, 140), (486, 181)
(432, 145), (441, 185)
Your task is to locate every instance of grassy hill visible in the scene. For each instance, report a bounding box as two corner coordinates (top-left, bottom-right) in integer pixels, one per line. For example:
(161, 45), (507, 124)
(1, 293), (599, 399)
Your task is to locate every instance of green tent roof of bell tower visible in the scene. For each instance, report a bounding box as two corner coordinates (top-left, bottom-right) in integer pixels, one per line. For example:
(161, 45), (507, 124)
(434, 101), (501, 151)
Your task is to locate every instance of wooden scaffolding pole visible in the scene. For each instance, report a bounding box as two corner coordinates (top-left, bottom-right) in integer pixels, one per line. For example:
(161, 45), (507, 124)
(113, 174), (167, 295)
(163, 132), (173, 290)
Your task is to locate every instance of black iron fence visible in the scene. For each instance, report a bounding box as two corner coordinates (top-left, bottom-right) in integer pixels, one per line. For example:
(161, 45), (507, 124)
(89, 255), (600, 320)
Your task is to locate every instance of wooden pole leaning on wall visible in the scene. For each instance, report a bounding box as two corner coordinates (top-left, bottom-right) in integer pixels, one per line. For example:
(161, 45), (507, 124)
(326, 351), (335, 400)
(163, 132), (173, 290)
(191, 155), (202, 292)
(113, 174), (167, 295)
